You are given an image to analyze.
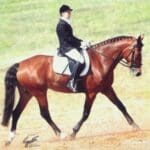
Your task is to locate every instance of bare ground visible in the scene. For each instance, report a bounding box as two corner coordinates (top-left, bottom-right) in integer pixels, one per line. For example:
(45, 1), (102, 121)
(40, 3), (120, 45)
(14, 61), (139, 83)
(0, 93), (150, 150)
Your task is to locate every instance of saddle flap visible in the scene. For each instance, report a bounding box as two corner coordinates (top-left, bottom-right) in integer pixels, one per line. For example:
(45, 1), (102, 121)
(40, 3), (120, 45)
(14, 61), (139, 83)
(53, 49), (90, 77)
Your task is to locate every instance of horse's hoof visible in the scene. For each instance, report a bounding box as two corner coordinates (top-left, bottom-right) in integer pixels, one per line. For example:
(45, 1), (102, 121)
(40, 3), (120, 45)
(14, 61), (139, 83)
(5, 141), (11, 146)
(60, 132), (67, 140)
(70, 132), (76, 140)
(132, 123), (140, 130)
(5, 130), (16, 146)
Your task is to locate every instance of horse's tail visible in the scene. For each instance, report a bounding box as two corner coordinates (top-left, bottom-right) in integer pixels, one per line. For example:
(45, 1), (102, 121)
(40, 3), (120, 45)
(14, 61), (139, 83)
(1, 63), (19, 126)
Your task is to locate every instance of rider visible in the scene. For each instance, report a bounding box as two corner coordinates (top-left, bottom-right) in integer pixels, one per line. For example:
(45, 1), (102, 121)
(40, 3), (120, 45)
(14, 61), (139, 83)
(56, 4), (90, 92)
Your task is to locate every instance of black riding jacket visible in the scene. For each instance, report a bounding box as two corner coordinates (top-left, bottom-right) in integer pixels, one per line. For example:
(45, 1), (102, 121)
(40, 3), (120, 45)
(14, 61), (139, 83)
(56, 19), (82, 54)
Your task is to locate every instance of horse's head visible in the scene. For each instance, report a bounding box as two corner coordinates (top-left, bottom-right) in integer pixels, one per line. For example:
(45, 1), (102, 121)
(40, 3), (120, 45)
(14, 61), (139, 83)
(122, 34), (144, 77)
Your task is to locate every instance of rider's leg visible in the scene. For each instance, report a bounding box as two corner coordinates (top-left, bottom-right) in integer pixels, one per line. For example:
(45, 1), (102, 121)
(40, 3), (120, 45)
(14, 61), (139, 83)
(65, 49), (84, 64)
(65, 49), (84, 92)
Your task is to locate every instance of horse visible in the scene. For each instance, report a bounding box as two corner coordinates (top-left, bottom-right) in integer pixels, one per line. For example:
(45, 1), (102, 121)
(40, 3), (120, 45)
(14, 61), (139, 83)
(1, 35), (144, 144)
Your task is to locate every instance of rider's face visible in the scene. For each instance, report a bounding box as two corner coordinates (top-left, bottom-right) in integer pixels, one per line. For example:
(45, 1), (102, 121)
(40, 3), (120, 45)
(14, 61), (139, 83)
(61, 11), (72, 19)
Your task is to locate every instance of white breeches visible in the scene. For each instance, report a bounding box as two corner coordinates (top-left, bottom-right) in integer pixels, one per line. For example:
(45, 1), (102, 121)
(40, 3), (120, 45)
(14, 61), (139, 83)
(65, 49), (84, 64)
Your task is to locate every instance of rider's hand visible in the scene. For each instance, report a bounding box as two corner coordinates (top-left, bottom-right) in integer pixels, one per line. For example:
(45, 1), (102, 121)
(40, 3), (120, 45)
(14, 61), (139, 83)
(85, 40), (91, 47)
(81, 41), (91, 49)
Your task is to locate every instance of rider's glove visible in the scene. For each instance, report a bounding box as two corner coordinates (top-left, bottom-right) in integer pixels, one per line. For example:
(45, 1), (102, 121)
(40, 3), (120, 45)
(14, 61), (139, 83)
(80, 41), (91, 49)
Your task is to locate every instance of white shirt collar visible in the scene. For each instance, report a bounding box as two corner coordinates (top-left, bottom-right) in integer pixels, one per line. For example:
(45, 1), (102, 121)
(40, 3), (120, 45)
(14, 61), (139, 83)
(60, 17), (71, 25)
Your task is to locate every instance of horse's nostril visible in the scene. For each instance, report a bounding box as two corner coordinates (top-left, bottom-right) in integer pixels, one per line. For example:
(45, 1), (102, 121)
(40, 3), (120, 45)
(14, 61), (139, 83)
(136, 72), (141, 76)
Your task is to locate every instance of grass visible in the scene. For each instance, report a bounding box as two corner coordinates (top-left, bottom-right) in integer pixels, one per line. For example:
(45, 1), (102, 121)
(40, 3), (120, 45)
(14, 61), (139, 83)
(0, 0), (150, 62)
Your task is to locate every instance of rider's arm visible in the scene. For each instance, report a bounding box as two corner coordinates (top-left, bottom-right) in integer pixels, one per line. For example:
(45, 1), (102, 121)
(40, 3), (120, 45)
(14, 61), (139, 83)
(72, 35), (82, 43)
(59, 23), (82, 47)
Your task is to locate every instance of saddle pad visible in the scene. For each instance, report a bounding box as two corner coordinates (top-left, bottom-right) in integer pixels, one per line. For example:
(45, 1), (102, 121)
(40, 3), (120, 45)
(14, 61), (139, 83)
(53, 49), (90, 77)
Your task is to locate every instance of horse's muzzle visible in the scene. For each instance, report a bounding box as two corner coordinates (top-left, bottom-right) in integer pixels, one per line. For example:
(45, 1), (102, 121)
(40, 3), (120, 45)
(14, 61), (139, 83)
(135, 71), (141, 77)
(131, 68), (142, 77)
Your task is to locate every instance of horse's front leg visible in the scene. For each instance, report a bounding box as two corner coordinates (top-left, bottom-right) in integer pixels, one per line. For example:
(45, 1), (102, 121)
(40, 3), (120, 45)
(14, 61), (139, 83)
(70, 92), (97, 139)
(102, 87), (140, 130)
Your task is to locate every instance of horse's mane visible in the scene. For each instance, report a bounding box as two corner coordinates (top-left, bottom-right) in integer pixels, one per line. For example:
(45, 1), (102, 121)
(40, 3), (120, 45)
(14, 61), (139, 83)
(90, 36), (135, 49)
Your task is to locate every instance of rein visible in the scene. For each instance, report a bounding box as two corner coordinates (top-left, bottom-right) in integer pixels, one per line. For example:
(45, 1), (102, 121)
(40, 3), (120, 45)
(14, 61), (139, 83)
(92, 44), (137, 68)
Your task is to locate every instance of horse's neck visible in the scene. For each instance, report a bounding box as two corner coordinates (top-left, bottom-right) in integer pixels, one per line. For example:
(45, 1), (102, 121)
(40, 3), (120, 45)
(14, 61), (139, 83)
(91, 41), (131, 76)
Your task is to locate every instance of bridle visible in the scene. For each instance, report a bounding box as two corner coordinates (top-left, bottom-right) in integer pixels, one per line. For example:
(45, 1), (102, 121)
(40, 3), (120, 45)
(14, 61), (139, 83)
(94, 43), (141, 69)
(120, 44), (137, 68)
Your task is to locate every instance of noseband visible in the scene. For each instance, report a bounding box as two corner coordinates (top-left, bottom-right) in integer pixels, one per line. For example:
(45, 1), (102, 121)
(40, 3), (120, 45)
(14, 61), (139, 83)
(120, 43), (142, 69)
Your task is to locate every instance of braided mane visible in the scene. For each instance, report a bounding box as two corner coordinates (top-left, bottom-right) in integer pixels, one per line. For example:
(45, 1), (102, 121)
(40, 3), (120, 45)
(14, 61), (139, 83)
(91, 36), (135, 49)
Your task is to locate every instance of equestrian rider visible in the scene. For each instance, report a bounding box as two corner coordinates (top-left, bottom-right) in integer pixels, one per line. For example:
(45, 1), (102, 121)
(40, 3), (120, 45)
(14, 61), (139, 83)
(56, 4), (90, 92)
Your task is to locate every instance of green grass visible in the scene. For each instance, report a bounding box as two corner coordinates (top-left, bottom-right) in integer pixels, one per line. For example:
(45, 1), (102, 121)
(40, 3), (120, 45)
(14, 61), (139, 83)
(0, 0), (150, 66)
(0, 0), (150, 99)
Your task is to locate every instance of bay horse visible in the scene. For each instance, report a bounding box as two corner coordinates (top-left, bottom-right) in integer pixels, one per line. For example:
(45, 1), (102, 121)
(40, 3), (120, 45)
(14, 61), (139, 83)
(1, 35), (144, 144)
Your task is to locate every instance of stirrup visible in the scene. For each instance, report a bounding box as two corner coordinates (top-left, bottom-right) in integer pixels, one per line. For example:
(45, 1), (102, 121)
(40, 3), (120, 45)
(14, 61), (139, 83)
(67, 80), (77, 92)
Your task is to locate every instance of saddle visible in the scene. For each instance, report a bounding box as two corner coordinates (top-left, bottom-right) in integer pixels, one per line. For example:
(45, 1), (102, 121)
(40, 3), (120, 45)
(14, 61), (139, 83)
(53, 49), (90, 77)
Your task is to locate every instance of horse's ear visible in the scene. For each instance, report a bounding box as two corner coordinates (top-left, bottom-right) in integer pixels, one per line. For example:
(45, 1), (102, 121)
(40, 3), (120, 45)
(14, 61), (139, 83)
(138, 34), (144, 41)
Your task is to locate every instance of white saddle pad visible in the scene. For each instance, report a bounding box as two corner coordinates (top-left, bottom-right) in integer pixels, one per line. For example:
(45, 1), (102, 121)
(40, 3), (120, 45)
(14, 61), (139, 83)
(53, 49), (90, 77)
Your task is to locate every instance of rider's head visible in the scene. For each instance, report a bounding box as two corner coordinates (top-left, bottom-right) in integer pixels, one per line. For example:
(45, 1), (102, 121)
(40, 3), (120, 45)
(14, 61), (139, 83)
(59, 5), (73, 20)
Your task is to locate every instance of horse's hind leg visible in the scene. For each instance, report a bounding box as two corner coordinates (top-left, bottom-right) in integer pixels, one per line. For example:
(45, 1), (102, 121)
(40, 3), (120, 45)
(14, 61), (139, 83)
(7, 85), (32, 144)
(34, 90), (61, 137)
(102, 87), (140, 130)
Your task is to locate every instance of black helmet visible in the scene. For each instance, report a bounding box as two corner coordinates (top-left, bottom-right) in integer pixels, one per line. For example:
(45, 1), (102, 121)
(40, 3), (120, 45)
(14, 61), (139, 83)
(59, 5), (73, 14)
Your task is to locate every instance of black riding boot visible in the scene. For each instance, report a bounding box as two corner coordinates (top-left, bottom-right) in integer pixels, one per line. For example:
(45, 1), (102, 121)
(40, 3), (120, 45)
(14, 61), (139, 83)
(67, 62), (82, 92)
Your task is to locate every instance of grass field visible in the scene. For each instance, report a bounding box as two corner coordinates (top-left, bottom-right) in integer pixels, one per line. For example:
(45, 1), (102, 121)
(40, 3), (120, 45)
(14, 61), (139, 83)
(0, 0), (150, 149)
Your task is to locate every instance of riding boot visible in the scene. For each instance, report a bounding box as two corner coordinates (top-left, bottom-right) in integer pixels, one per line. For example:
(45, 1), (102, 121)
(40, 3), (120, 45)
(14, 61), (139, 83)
(67, 62), (82, 92)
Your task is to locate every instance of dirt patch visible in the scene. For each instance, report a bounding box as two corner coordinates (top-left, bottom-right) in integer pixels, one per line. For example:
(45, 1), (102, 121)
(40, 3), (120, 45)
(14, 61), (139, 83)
(0, 95), (150, 150)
